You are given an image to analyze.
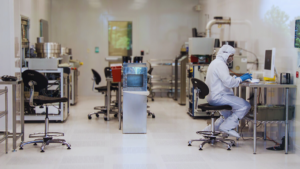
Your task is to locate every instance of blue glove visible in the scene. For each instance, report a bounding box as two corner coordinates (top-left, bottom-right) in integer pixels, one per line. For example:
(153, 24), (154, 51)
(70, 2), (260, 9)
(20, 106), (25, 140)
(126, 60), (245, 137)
(239, 73), (252, 81)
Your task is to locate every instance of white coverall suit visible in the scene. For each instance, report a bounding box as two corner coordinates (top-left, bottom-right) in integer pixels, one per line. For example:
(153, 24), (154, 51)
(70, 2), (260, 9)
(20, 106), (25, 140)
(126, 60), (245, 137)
(204, 45), (251, 136)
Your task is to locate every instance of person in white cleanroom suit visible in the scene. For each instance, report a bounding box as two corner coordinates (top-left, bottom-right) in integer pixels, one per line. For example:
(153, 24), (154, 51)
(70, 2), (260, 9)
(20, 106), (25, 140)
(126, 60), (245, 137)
(203, 44), (252, 138)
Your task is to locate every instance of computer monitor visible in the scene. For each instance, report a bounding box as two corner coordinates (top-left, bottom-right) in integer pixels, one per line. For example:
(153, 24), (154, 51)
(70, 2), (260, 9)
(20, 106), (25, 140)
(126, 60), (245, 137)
(263, 48), (276, 78)
(192, 28), (198, 37)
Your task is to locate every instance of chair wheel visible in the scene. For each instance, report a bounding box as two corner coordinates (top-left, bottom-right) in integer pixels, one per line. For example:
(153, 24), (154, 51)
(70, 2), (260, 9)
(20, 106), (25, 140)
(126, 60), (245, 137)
(33, 143), (37, 146)
(114, 114), (118, 117)
(227, 145), (231, 150)
(188, 144), (191, 146)
(19, 147), (23, 150)
(199, 148), (203, 150)
(232, 144), (236, 147)
(67, 147), (71, 150)
(227, 148), (231, 151)
(152, 115), (155, 118)
(41, 150), (45, 153)
(96, 114), (99, 117)
(148, 113), (151, 116)
(88, 115), (92, 120)
(152, 99), (154, 101)
(104, 117), (107, 121)
(62, 144), (65, 145)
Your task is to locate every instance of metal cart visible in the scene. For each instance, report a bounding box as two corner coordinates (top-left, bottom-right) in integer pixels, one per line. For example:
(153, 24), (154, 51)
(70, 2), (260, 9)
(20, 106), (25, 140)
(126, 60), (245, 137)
(147, 59), (175, 98)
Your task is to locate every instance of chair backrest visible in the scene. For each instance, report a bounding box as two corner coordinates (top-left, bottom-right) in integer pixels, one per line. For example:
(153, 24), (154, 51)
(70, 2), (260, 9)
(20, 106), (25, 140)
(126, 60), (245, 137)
(22, 70), (48, 91)
(191, 78), (209, 99)
(104, 67), (111, 78)
(91, 69), (101, 85)
(148, 67), (153, 75)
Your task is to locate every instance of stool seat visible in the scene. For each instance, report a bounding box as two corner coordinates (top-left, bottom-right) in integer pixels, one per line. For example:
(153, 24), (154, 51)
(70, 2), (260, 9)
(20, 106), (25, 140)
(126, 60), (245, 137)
(95, 86), (118, 92)
(198, 103), (232, 111)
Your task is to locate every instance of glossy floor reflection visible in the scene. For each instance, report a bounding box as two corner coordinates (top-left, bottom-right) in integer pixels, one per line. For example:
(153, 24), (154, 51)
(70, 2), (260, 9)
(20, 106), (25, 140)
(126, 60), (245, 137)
(0, 96), (299, 169)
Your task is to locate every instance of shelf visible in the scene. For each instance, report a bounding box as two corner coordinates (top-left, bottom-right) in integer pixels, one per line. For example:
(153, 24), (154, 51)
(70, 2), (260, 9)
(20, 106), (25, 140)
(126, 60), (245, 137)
(244, 117), (286, 124)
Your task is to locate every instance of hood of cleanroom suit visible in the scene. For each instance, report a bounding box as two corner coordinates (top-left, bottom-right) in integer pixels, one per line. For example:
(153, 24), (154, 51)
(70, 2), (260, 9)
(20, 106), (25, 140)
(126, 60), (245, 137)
(205, 45), (242, 102)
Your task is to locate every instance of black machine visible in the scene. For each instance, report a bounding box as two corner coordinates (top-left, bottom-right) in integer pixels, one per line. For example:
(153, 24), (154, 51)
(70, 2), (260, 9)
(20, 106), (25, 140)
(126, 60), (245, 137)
(133, 56), (143, 63)
(122, 56), (132, 63)
(1, 75), (17, 81)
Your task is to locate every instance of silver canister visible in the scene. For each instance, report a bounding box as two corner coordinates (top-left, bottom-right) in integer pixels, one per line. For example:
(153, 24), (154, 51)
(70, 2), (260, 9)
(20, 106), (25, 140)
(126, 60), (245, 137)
(61, 47), (72, 55)
(35, 42), (61, 58)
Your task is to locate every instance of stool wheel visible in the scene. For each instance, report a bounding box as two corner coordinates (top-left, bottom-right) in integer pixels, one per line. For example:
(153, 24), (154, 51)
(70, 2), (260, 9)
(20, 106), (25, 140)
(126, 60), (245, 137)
(227, 145), (231, 150)
(88, 115), (92, 120)
(96, 114), (99, 118)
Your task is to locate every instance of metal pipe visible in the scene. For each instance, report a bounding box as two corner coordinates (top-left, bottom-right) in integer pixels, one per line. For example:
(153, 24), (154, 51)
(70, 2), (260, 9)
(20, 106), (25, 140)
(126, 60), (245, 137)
(285, 88), (289, 154)
(253, 87), (257, 154)
(206, 18), (231, 37)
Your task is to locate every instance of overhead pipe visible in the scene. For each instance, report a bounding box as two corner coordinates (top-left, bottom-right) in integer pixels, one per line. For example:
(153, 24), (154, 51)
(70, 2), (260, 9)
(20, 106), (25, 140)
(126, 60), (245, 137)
(206, 17), (231, 37)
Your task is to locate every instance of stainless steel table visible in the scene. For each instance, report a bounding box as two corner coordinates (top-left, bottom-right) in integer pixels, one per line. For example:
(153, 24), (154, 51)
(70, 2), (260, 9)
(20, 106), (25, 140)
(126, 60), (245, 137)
(0, 80), (24, 152)
(239, 81), (296, 154)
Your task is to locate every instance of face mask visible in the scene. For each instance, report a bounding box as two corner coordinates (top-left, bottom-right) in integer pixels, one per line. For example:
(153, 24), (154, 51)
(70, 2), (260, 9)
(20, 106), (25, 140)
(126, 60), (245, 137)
(227, 56), (233, 64)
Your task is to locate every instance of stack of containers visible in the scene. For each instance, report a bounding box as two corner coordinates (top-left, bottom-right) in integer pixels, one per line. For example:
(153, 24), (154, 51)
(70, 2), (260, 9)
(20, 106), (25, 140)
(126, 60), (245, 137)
(36, 42), (61, 58)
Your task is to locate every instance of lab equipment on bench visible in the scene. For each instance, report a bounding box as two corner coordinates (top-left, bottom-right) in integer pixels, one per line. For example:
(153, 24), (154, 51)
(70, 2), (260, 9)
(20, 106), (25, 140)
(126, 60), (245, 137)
(1, 75), (17, 81)
(122, 56), (132, 63)
(228, 55), (247, 74)
(280, 73), (291, 84)
(123, 63), (148, 134)
(263, 48), (277, 80)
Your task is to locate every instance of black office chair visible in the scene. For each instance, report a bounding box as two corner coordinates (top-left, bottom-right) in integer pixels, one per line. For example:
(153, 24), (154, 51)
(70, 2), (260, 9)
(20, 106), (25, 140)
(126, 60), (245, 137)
(88, 68), (118, 120)
(187, 78), (236, 150)
(19, 70), (71, 152)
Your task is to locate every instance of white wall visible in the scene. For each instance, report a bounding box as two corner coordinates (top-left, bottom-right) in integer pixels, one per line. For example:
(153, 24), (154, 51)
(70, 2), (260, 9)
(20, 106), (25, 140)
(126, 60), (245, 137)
(199, 0), (300, 152)
(0, 0), (51, 131)
(50, 0), (200, 96)
(17, 0), (51, 48)
(0, 0), (15, 131)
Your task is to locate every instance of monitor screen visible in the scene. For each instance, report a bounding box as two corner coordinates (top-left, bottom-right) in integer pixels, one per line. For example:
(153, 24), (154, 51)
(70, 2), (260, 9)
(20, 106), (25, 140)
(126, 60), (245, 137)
(264, 50), (272, 70)
(295, 20), (300, 48)
(127, 74), (143, 87)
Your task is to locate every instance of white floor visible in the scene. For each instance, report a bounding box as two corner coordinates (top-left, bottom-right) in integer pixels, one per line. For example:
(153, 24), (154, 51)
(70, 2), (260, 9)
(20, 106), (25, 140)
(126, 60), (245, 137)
(0, 96), (300, 169)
